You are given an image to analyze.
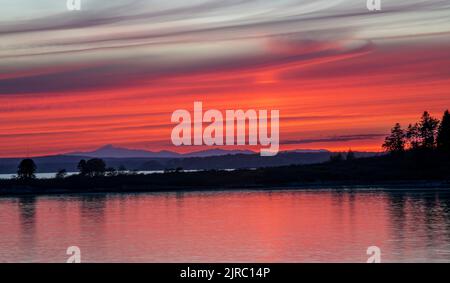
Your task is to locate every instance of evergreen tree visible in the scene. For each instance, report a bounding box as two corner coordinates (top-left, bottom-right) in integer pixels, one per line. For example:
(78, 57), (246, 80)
(383, 123), (406, 153)
(437, 110), (450, 151)
(406, 123), (420, 150)
(417, 111), (439, 149)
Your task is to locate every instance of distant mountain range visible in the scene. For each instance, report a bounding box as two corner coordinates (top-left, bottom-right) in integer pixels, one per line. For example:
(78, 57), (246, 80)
(0, 145), (381, 174)
(67, 145), (257, 158)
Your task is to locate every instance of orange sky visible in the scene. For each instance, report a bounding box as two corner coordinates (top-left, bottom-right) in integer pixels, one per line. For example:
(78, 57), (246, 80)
(1, 1), (450, 157)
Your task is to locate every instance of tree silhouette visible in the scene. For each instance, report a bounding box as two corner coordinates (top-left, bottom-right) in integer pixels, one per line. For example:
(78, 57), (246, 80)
(437, 110), (450, 151)
(86, 158), (106, 177)
(404, 112), (439, 150)
(346, 149), (355, 161)
(56, 169), (67, 179)
(417, 111), (439, 149)
(406, 123), (421, 150)
(77, 159), (87, 176)
(77, 158), (106, 177)
(383, 123), (406, 153)
(17, 159), (37, 180)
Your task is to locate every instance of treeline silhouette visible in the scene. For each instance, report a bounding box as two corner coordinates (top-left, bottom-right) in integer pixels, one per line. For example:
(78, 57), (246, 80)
(382, 110), (450, 153)
(2, 110), (449, 195)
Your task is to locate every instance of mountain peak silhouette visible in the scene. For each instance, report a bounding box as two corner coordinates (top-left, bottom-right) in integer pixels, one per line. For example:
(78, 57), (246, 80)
(67, 145), (256, 158)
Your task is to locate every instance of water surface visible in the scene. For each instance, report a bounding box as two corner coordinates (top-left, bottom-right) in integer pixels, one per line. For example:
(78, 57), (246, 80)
(1, 189), (450, 262)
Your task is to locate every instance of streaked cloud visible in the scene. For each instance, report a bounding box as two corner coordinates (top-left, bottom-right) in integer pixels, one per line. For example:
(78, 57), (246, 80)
(0, 0), (450, 156)
(282, 134), (386, 145)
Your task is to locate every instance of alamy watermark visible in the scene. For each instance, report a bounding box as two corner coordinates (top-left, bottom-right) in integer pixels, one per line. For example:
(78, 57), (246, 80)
(171, 102), (280, 156)
(367, 0), (381, 11)
(366, 246), (381, 263)
(64, 246), (381, 263)
(66, 246), (81, 263)
(66, 1), (380, 13)
(67, 0), (81, 11)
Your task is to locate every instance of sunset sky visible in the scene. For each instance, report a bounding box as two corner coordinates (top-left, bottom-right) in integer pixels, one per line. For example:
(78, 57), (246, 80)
(1, 0), (450, 157)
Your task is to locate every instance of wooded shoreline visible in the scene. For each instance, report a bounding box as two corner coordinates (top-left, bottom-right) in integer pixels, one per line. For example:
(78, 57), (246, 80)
(2, 152), (450, 197)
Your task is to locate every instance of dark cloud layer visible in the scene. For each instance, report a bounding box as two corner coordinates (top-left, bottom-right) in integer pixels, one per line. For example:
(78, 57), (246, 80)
(282, 134), (386, 145)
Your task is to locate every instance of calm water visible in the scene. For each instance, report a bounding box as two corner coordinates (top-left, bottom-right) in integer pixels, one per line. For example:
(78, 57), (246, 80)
(1, 189), (450, 263)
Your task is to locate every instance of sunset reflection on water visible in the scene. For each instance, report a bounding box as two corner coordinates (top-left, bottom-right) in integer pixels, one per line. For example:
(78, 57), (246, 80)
(1, 189), (450, 262)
